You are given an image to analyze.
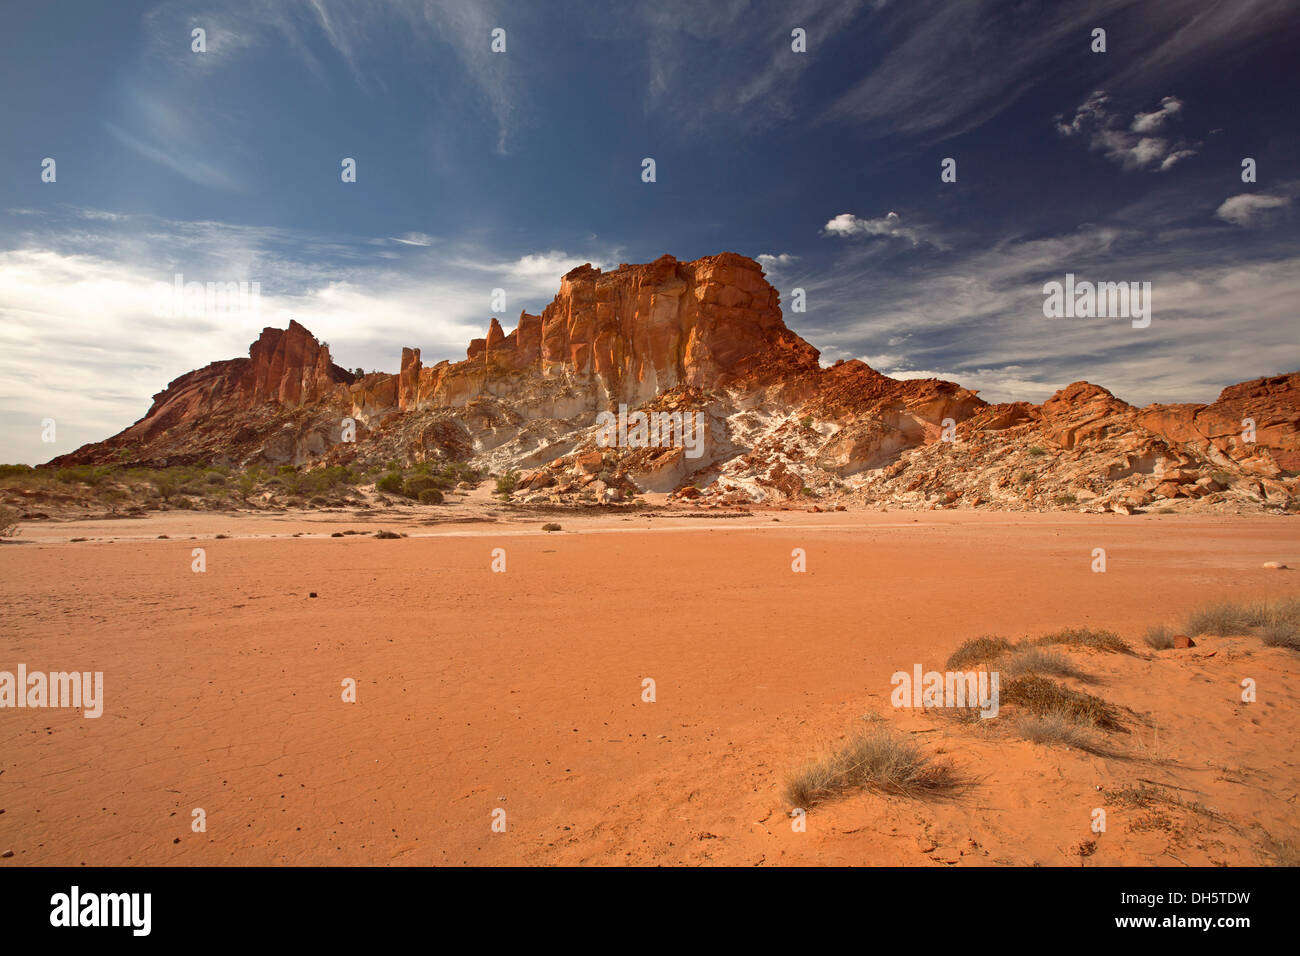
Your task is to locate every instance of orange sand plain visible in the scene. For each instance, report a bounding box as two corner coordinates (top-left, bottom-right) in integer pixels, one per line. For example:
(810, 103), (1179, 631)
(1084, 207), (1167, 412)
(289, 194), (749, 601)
(1, 509), (1297, 866)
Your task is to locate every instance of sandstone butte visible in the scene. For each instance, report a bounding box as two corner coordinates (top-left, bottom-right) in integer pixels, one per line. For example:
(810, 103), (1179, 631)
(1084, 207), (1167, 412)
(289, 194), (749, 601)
(50, 252), (1300, 513)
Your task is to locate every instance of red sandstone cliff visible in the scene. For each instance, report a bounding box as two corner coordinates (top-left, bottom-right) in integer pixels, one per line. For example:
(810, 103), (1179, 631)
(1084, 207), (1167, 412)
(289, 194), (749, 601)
(45, 254), (1300, 514)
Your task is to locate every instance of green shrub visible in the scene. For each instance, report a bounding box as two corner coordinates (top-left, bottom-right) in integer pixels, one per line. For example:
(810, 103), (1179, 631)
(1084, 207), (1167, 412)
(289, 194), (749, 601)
(376, 472), (404, 495)
(402, 476), (442, 499)
(56, 465), (112, 486)
(418, 488), (444, 504)
(1027, 446), (1047, 457)
(302, 465), (356, 494)
(495, 471), (519, 496)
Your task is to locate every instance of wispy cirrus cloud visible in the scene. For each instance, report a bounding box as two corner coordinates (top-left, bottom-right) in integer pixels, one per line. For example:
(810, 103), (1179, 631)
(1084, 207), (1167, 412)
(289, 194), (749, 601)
(138, 0), (528, 154)
(793, 221), (1300, 406)
(634, 0), (872, 133)
(817, 0), (1294, 143)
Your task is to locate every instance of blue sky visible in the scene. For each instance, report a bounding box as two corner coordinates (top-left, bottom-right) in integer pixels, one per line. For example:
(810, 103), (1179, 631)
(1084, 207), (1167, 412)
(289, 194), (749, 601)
(2, 0), (1298, 464)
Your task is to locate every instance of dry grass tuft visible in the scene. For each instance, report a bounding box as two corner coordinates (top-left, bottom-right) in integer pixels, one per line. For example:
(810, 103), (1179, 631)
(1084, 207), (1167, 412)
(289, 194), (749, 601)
(1034, 627), (1131, 654)
(1261, 622), (1300, 651)
(1181, 596), (1300, 650)
(1016, 712), (1103, 751)
(944, 635), (1012, 670)
(785, 726), (965, 809)
(1002, 675), (1126, 731)
(1004, 646), (1084, 679)
(1142, 624), (1175, 650)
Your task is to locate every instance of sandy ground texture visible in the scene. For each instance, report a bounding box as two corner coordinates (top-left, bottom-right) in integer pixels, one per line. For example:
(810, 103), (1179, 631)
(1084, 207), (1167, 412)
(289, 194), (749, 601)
(1, 505), (1297, 866)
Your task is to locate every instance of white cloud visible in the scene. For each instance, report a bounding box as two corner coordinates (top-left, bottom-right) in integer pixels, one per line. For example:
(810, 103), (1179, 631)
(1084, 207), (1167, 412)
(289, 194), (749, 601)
(1056, 91), (1199, 172)
(1130, 96), (1184, 133)
(756, 253), (798, 275)
(1215, 193), (1291, 227)
(822, 211), (929, 246)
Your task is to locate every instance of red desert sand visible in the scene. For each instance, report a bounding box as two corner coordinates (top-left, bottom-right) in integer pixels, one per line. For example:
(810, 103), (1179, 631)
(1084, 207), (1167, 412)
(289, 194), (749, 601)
(1, 507), (1297, 866)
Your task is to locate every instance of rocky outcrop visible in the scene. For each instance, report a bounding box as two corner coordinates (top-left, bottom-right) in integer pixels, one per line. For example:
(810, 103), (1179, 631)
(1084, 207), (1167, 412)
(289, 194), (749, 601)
(46, 254), (1300, 514)
(49, 320), (355, 467)
(1138, 372), (1300, 471)
(238, 319), (352, 406)
(432, 253), (820, 407)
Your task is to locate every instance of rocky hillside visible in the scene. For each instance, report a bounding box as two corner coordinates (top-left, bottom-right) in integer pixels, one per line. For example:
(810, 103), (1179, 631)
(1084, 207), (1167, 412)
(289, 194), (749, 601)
(50, 253), (1300, 514)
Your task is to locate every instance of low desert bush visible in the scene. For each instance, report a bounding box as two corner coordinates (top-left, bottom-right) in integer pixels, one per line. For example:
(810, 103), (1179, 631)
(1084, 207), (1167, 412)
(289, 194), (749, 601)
(542, 522), (561, 532)
(495, 471), (519, 497)
(784, 726), (963, 809)
(418, 489), (444, 504)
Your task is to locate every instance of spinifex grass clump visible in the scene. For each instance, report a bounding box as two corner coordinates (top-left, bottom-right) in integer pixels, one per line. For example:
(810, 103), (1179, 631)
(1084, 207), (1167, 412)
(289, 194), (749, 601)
(944, 636), (1012, 670)
(1016, 713), (1100, 750)
(1143, 624), (1176, 650)
(1034, 627), (1131, 654)
(784, 726), (963, 809)
(1183, 597), (1300, 643)
(1003, 646), (1082, 679)
(1002, 675), (1125, 731)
